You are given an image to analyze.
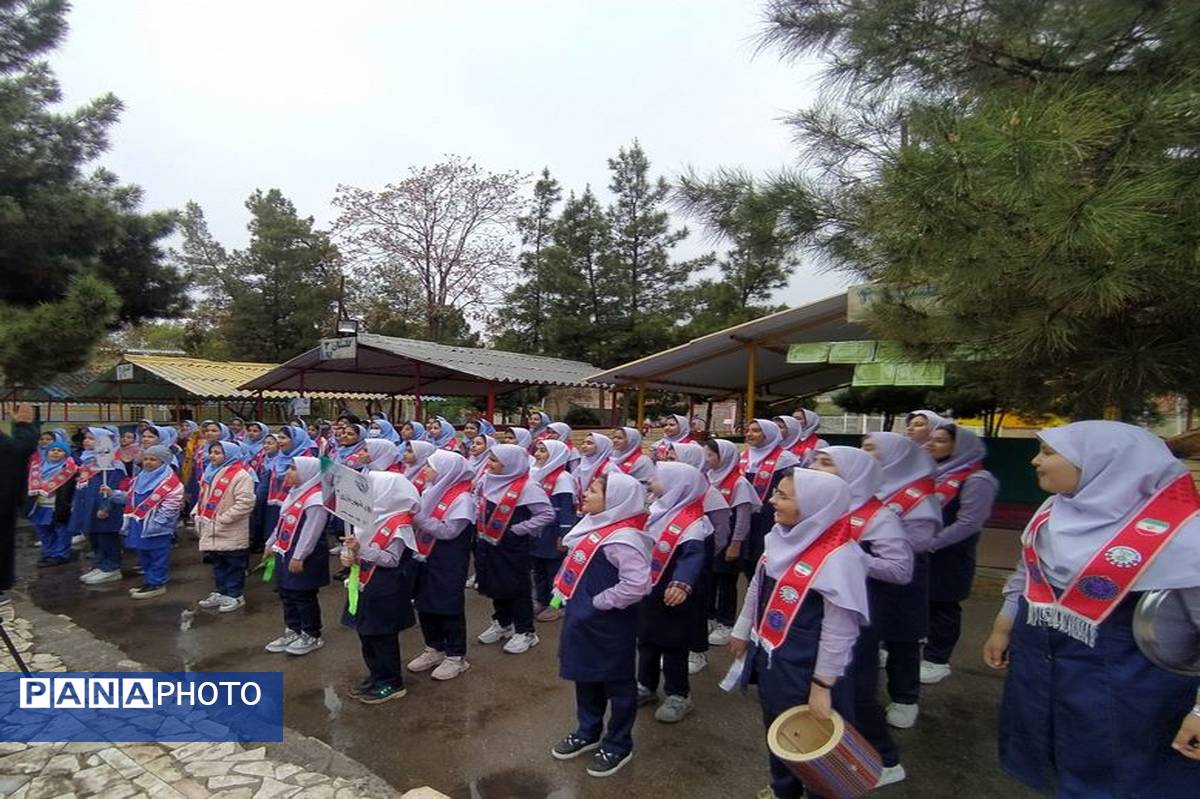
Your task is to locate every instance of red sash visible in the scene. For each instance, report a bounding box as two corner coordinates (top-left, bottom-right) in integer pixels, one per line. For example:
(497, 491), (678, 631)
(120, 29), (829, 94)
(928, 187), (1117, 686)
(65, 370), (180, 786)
(755, 518), (851, 653)
(408, 467), (428, 493)
(249, 449), (266, 473)
(539, 466), (567, 497)
(844, 497), (886, 542)
(654, 434), (693, 461)
(532, 428), (554, 444)
(267, 470), (290, 505)
(341, 447), (371, 469)
(788, 433), (821, 458)
(477, 476), (530, 545)
(1022, 472), (1200, 645)
(74, 463), (101, 488)
(617, 452), (640, 474)
(197, 464), (247, 520)
(271, 485), (323, 555)
(124, 473), (183, 521)
(716, 468), (744, 503)
(27, 458), (78, 497)
(441, 440), (460, 452)
(552, 514), (649, 602)
(649, 499), (706, 586)
(415, 480), (473, 560)
(934, 464), (982, 505)
(359, 511), (414, 588)
(739, 446), (784, 500)
(882, 478), (936, 517)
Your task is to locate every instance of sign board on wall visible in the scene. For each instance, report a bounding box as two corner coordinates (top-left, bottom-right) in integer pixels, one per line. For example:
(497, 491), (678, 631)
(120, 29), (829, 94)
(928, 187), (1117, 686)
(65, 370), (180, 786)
(319, 337), (357, 361)
(116, 364), (135, 381)
(289, 398), (311, 417)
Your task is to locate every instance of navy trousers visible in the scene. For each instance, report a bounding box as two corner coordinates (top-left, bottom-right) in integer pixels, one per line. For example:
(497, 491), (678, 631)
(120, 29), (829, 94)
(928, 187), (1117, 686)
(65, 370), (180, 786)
(574, 679), (636, 756)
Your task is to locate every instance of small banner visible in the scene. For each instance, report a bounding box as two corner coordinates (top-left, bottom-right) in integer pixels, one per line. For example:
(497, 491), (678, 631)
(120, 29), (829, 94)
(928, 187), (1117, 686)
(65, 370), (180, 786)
(785, 342), (832, 364)
(828, 340), (877, 364)
(1, 672), (283, 743)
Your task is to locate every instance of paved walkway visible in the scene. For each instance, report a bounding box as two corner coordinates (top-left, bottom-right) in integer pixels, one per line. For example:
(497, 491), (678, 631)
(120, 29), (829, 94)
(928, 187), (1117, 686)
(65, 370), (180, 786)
(0, 599), (442, 799)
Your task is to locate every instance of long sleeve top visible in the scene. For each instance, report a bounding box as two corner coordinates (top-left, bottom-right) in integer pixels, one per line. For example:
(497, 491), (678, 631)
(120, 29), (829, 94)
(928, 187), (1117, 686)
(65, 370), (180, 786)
(510, 501), (554, 537)
(930, 476), (996, 551)
(264, 505), (329, 560)
(707, 507), (732, 551)
(592, 541), (652, 611)
(413, 514), (470, 541)
(732, 571), (861, 679)
(729, 503), (753, 544)
(901, 498), (942, 554)
(862, 526), (914, 585)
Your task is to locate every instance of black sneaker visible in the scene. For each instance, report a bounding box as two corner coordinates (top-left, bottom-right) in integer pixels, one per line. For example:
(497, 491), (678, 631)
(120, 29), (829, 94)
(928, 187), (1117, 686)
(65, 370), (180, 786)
(551, 733), (600, 761)
(586, 748), (633, 778)
(347, 678), (375, 699)
(358, 684), (406, 705)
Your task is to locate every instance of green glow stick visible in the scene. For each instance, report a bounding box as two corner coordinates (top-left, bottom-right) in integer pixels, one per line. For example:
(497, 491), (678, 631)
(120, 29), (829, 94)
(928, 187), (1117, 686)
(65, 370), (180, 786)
(347, 563), (361, 615)
(262, 557), (275, 582)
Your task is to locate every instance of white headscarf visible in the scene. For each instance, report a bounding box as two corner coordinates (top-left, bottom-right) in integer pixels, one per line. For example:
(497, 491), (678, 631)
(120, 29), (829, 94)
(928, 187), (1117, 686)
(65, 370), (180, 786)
(794, 408), (822, 439)
(746, 417), (800, 473)
(670, 441), (706, 470)
(817, 446), (908, 545)
(467, 434), (498, 482)
(403, 440), (436, 479)
(906, 409), (950, 431)
(1034, 421), (1200, 591)
(508, 426), (533, 451)
(562, 471), (651, 555)
(613, 426), (656, 482)
(762, 469), (870, 622)
(575, 433), (614, 497)
(533, 439), (577, 497)
(367, 471), (421, 554)
(481, 443), (550, 507)
(933, 425), (988, 478)
(547, 422), (580, 466)
(422, 450), (476, 524)
(707, 439), (761, 511)
(663, 414), (692, 444)
(281, 456), (324, 511)
(648, 463), (713, 545)
(363, 439), (398, 471)
(866, 432), (936, 498)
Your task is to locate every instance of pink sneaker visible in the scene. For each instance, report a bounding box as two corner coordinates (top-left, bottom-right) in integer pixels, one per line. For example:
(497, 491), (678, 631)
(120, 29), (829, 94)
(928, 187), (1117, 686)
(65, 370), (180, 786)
(536, 606), (563, 623)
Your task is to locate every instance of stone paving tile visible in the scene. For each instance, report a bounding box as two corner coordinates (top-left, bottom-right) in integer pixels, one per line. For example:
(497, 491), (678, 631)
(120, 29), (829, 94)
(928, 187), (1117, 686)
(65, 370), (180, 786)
(0, 601), (425, 799)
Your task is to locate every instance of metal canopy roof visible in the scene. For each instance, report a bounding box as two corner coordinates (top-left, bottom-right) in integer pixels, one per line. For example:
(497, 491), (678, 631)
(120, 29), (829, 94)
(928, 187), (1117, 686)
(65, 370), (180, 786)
(586, 292), (871, 399)
(76, 355), (388, 402)
(238, 334), (607, 397)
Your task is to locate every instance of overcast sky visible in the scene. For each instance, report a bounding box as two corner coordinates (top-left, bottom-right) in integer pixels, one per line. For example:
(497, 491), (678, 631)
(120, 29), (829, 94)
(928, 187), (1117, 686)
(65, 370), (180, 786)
(53, 0), (851, 307)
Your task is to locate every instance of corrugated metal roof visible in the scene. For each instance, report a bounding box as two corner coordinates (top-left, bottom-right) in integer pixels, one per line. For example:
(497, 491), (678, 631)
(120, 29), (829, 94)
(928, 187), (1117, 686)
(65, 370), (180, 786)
(76, 355), (390, 401)
(240, 334), (606, 397)
(586, 291), (870, 399)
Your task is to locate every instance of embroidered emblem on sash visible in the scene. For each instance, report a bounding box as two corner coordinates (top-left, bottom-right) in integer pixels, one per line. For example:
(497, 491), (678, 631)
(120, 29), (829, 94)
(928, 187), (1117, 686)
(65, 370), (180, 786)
(1134, 517), (1169, 536)
(1078, 575), (1119, 600)
(1104, 546), (1141, 568)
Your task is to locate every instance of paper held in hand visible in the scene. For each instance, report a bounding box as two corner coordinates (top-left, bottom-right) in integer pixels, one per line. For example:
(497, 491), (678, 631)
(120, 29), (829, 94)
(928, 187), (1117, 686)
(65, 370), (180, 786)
(324, 462), (375, 529)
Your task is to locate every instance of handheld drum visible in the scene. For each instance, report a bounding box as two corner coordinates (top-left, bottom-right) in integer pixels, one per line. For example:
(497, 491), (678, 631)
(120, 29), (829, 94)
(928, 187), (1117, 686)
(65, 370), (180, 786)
(766, 705), (882, 799)
(1133, 588), (1200, 676)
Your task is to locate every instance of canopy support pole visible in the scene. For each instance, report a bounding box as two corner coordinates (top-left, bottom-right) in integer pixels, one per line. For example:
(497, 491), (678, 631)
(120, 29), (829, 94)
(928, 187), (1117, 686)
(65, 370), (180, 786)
(611, 388), (620, 427)
(413, 362), (423, 420)
(636, 381), (646, 429)
(486, 384), (496, 422)
(255, 390), (264, 420)
(745, 342), (757, 423)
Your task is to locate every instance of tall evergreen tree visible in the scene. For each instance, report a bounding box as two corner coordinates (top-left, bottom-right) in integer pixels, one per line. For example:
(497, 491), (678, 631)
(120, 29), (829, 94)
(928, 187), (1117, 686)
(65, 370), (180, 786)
(495, 168), (562, 352)
(0, 0), (185, 384)
(179, 191), (341, 362)
(761, 0), (1200, 419)
(603, 140), (697, 364)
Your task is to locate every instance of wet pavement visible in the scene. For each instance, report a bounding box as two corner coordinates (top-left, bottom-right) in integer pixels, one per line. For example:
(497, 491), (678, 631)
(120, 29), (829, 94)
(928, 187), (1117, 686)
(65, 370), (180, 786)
(21, 528), (1037, 799)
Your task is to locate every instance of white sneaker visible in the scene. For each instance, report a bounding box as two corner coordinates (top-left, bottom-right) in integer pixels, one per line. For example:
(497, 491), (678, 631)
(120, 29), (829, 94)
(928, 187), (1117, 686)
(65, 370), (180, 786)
(688, 651), (708, 675)
(217, 594), (245, 613)
(879, 646), (889, 669)
(83, 569), (121, 585)
(285, 632), (323, 655)
(265, 630), (300, 653)
(79, 568), (100, 582)
(886, 702), (919, 729)
(407, 647), (446, 673)
(707, 624), (733, 646)
(477, 621), (514, 644)
(503, 632), (539, 654)
(465, 574), (477, 589)
(920, 660), (951, 684)
(197, 592), (223, 609)
(431, 656), (470, 681)
(877, 764), (907, 787)
(71, 535), (87, 549)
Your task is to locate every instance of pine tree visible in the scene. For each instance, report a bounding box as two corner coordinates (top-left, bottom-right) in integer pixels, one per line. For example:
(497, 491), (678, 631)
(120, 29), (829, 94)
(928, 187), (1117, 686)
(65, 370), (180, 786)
(0, 0), (185, 384)
(495, 168), (562, 352)
(760, 0), (1200, 419)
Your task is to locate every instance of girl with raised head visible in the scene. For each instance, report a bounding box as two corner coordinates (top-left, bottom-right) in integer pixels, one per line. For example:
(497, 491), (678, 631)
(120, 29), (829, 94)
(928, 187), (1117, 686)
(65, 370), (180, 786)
(466, 434), (498, 487)
(186, 421), (229, 520)
(474, 444), (555, 655)
(861, 431), (942, 730)
(728, 468), (870, 799)
(122, 444), (183, 599)
(462, 417), (496, 447)
(652, 413), (693, 462)
(266, 425), (316, 549)
(428, 416), (462, 454)
(924, 424), (999, 685)
(368, 418), (402, 446)
(400, 440), (437, 494)
(528, 410), (553, 448)
(637, 462), (713, 724)
(575, 433), (614, 505)
(72, 427), (128, 585)
(987, 421), (1200, 795)
(904, 409), (948, 446)
(506, 425), (534, 453)
(810, 446), (915, 786)
(117, 429), (141, 477)
(408, 450), (477, 682)
(194, 440), (256, 613)
(551, 472), (652, 778)
(739, 419), (800, 583)
(400, 419), (428, 448)
(547, 422), (581, 471)
(340, 472), (422, 704)
(608, 426), (655, 485)
(776, 409), (827, 466)
(139, 424), (180, 471)
(530, 440), (577, 622)
(704, 438), (761, 647)
(262, 455), (329, 656)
